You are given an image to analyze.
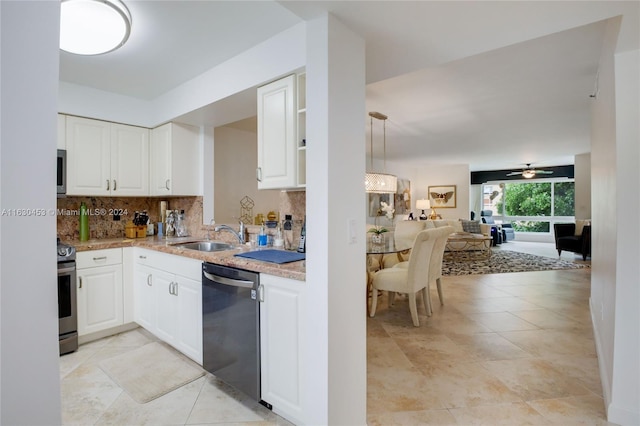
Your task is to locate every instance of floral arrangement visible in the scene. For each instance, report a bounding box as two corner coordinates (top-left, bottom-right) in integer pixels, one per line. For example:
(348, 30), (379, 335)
(368, 201), (395, 235)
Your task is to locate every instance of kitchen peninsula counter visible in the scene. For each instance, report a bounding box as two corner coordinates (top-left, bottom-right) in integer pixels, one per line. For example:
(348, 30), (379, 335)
(69, 236), (305, 281)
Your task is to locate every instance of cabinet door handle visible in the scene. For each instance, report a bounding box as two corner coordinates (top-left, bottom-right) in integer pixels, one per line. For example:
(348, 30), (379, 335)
(113, 180), (117, 191)
(256, 167), (262, 182)
(165, 179), (170, 190)
(93, 256), (107, 261)
(168, 282), (173, 295)
(258, 284), (264, 302)
(139, 255), (146, 259)
(106, 179), (110, 191)
(78, 276), (83, 289)
(147, 274), (152, 286)
(173, 282), (178, 296)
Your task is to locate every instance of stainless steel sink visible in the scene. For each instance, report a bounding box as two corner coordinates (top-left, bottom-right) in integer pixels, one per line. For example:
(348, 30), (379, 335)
(173, 241), (235, 252)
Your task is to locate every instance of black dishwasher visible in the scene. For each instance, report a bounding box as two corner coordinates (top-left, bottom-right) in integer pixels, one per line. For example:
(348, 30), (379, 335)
(202, 262), (261, 401)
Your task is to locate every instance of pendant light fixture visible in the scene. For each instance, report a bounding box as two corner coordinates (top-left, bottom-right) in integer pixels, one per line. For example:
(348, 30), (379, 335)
(365, 112), (397, 193)
(60, 0), (132, 55)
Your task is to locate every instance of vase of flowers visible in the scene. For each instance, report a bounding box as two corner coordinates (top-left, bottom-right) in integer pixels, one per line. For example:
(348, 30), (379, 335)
(369, 200), (394, 244)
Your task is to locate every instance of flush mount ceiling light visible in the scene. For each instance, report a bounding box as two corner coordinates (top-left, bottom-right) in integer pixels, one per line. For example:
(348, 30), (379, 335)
(365, 112), (397, 194)
(60, 0), (132, 55)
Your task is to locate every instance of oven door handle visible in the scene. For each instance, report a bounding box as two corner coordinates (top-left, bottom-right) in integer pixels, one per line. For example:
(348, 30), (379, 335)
(58, 266), (76, 274)
(203, 271), (254, 289)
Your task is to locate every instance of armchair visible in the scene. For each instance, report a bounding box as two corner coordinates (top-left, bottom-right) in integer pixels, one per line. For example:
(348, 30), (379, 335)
(554, 222), (591, 261)
(480, 209), (515, 242)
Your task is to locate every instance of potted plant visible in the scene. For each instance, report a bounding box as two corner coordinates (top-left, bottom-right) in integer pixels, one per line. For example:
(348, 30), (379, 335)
(368, 225), (388, 244)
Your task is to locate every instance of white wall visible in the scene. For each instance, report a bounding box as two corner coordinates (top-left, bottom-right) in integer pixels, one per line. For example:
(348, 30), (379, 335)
(213, 125), (280, 224)
(0, 2), (62, 423)
(409, 164), (470, 220)
(574, 153), (591, 220)
(590, 16), (640, 426)
(610, 48), (639, 426)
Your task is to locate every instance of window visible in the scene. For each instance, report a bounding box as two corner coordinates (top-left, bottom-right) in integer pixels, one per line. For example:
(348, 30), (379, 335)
(482, 180), (575, 233)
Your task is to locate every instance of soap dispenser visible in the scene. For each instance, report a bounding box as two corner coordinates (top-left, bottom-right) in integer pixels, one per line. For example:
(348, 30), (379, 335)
(258, 222), (268, 247)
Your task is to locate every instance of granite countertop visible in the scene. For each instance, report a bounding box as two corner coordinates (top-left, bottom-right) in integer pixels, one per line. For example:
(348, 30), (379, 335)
(69, 236), (306, 281)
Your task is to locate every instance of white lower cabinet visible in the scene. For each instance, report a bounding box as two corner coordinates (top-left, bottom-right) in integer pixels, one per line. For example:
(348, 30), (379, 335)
(133, 249), (202, 364)
(260, 273), (306, 424)
(77, 248), (124, 336)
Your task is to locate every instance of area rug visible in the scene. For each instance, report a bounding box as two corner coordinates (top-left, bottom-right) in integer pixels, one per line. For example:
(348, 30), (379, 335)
(99, 342), (205, 403)
(442, 250), (590, 276)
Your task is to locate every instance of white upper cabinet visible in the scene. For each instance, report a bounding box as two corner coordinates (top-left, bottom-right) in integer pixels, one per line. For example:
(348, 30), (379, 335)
(150, 122), (201, 196)
(57, 114), (66, 150)
(257, 74), (298, 189)
(66, 116), (149, 196)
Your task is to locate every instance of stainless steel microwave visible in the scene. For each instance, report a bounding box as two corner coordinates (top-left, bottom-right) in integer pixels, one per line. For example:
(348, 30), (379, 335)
(57, 149), (66, 195)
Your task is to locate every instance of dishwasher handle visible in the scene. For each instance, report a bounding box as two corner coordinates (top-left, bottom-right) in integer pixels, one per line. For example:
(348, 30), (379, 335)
(203, 271), (254, 289)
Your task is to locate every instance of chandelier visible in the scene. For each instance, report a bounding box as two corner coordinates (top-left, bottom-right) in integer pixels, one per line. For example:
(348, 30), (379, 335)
(365, 112), (397, 193)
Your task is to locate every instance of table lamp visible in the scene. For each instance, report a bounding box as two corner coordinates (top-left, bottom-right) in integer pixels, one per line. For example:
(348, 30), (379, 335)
(416, 199), (430, 220)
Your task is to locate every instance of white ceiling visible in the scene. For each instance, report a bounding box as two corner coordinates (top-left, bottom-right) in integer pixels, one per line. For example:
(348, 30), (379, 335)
(58, 1), (639, 172)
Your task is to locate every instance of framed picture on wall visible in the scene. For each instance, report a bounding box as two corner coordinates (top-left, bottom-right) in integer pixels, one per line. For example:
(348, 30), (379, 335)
(368, 193), (395, 218)
(394, 178), (411, 215)
(428, 185), (456, 208)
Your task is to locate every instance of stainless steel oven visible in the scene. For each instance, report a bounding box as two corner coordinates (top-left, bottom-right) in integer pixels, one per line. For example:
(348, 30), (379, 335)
(58, 239), (77, 355)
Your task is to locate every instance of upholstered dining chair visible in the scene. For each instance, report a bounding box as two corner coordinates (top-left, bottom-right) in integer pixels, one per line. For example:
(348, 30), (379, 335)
(382, 220), (426, 269)
(370, 226), (454, 326)
(394, 225), (453, 315)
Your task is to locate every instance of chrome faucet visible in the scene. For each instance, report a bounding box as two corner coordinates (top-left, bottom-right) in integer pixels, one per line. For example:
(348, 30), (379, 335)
(214, 220), (246, 244)
(207, 218), (215, 241)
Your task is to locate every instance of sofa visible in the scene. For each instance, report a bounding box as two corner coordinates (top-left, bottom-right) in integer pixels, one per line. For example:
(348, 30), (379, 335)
(426, 219), (493, 252)
(554, 221), (591, 260)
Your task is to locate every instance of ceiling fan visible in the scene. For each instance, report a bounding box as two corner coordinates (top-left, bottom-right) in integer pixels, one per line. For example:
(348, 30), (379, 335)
(506, 163), (553, 179)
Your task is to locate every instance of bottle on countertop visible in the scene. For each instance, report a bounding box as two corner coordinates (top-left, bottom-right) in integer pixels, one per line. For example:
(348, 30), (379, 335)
(79, 202), (89, 241)
(297, 216), (306, 253)
(283, 215), (293, 250)
(258, 222), (268, 247)
(176, 209), (188, 237)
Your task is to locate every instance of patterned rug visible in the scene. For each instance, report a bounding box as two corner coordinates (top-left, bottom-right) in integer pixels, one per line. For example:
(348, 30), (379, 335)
(442, 250), (590, 276)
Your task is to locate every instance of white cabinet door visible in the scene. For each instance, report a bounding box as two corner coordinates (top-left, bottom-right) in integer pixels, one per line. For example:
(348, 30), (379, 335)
(77, 264), (123, 336)
(111, 123), (149, 196)
(149, 123), (172, 196)
(175, 275), (202, 364)
(134, 264), (156, 332)
(150, 122), (200, 196)
(154, 268), (179, 345)
(257, 74), (296, 189)
(260, 274), (305, 424)
(67, 116), (149, 196)
(66, 116), (111, 195)
(57, 114), (66, 149)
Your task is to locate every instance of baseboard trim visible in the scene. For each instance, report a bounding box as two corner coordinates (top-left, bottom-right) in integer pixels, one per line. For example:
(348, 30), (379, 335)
(78, 322), (139, 345)
(590, 297), (613, 411)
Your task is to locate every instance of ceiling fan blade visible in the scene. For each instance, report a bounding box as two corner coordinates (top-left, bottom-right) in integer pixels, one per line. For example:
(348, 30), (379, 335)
(506, 171), (521, 176)
(535, 170), (554, 175)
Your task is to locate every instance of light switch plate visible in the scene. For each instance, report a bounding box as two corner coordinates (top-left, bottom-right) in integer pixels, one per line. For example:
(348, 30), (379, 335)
(348, 218), (357, 244)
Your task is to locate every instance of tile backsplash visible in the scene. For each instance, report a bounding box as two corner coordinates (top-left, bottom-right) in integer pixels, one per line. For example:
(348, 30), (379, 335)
(57, 196), (203, 241)
(57, 191), (306, 243)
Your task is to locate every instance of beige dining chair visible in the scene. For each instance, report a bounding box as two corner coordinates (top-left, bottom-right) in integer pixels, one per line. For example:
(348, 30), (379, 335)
(395, 225), (453, 315)
(382, 220), (426, 269)
(370, 226), (453, 326)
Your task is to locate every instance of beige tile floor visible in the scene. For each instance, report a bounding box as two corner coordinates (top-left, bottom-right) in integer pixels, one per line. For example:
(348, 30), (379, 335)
(367, 241), (611, 425)
(59, 328), (292, 425)
(61, 241), (603, 425)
